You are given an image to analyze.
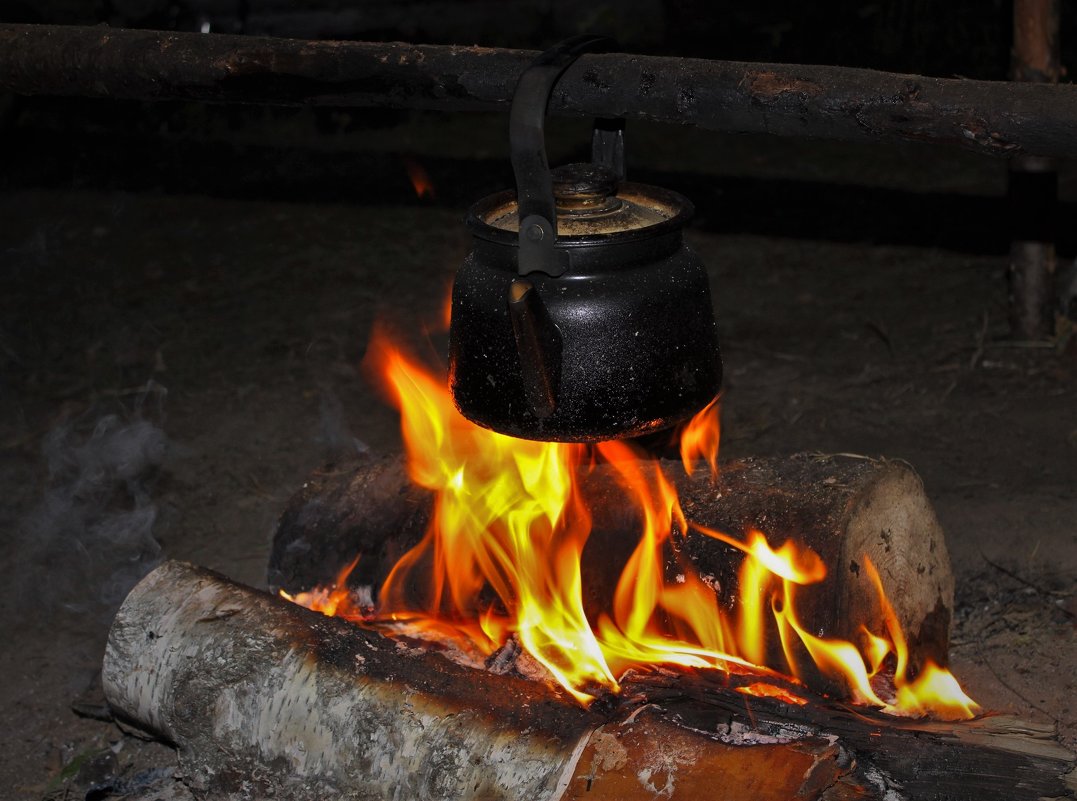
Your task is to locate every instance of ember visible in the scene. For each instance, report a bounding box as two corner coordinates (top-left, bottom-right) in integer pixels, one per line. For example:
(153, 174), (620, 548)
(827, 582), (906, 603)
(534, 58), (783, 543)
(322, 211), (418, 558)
(734, 682), (808, 706)
(283, 328), (978, 720)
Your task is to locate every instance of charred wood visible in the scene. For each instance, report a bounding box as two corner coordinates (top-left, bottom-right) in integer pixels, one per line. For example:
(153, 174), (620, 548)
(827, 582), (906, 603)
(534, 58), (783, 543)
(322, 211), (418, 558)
(620, 669), (1077, 801)
(269, 453), (955, 686)
(104, 561), (1077, 801)
(4, 24), (1077, 159)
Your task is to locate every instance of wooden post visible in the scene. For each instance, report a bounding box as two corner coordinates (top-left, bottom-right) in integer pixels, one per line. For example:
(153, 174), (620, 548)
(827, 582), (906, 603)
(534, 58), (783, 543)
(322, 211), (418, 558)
(1009, 0), (1061, 339)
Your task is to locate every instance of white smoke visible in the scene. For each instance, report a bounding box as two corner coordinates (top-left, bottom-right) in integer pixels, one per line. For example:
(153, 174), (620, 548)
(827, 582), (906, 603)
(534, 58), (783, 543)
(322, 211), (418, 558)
(317, 388), (369, 459)
(15, 408), (169, 625)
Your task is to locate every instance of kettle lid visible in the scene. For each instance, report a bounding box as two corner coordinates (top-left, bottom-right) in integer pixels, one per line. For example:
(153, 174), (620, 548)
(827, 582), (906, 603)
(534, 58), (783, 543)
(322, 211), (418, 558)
(469, 174), (693, 243)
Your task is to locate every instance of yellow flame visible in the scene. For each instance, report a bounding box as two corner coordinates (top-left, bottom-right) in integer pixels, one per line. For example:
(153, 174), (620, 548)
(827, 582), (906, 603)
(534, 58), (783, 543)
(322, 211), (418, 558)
(287, 328), (979, 720)
(895, 661), (981, 720)
(280, 554), (363, 621)
(863, 558), (981, 720)
(679, 396), (720, 477)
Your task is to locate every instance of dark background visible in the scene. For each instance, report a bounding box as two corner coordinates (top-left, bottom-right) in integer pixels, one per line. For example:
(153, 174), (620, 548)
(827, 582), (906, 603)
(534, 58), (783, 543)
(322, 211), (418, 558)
(3, 0), (1077, 255)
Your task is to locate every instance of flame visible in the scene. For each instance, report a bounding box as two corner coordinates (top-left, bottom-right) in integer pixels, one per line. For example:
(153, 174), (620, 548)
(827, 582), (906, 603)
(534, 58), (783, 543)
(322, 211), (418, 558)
(863, 558), (981, 720)
(735, 682), (809, 705)
(440, 287), (454, 332)
(402, 156), (436, 200)
(679, 396), (720, 477)
(280, 554), (364, 622)
(286, 328), (978, 720)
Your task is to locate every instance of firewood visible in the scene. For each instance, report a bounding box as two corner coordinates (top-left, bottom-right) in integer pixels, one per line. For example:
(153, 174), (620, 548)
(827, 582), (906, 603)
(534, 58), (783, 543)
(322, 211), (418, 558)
(103, 561), (1077, 801)
(269, 452), (955, 684)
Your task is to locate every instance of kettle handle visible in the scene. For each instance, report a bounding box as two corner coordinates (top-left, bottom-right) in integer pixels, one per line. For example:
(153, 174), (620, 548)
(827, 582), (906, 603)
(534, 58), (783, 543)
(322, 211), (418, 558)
(510, 35), (620, 277)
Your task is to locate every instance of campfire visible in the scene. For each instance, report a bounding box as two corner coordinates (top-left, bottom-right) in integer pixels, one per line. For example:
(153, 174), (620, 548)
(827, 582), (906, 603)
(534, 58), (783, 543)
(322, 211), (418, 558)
(101, 411), (1077, 801)
(99, 327), (1077, 801)
(281, 328), (977, 720)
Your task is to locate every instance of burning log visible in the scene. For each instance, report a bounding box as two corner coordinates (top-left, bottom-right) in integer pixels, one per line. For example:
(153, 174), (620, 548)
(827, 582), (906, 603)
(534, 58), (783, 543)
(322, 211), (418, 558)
(5, 23), (1077, 159)
(270, 453), (955, 685)
(104, 560), (1077, 801)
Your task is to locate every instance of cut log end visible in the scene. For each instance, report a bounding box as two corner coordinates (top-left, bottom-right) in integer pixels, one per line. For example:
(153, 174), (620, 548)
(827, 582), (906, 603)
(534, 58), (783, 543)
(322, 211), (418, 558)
(839, 461), (954, 666)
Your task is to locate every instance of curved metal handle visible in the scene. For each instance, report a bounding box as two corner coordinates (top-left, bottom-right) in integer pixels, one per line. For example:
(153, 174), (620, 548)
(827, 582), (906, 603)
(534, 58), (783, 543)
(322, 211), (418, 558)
(510, 34), (614, 276)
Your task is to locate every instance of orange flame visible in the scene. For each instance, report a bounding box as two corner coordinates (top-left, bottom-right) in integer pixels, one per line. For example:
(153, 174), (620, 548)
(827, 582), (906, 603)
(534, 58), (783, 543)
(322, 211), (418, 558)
(280, 554), (364, 622)
(402, 156), (436, 200)
(735, 682), (809, 705)
(440, 286), (454, 333)
(287, 328), (978, 720)
(679, 396), (720, 477)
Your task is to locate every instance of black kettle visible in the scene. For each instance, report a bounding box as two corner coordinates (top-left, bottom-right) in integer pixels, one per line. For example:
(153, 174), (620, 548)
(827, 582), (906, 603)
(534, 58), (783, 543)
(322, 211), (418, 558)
(448, 36), (722, 442)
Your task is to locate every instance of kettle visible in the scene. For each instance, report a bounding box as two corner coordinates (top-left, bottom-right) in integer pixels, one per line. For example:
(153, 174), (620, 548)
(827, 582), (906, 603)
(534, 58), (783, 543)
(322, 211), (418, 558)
(448, 36), (722, 442)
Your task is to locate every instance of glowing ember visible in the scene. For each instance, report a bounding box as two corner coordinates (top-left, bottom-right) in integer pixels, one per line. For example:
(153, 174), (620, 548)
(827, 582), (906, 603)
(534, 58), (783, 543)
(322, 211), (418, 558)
(284, 328), (979, 720)
(280, 555), (364, 622)
(735, 682), (809, 706)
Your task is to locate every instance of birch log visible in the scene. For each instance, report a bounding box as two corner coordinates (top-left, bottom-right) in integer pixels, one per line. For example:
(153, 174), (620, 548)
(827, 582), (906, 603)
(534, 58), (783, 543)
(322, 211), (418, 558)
(103, 561), (598, 801)
(269, 453), (955, 682)
(103, 561), (1077, 801)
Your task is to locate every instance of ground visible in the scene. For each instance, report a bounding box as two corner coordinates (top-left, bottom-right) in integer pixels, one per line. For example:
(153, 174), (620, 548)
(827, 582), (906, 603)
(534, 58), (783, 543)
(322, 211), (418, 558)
(0, 117), (1074, 798)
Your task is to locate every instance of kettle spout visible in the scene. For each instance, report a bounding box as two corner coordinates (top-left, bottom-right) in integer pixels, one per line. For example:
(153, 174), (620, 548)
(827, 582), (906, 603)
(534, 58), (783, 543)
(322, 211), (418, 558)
(508, 279), (562, 419)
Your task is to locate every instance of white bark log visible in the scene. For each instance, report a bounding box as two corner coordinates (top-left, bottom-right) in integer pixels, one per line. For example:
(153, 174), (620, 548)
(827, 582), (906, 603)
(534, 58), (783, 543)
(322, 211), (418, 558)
(103, 561), (598, 801)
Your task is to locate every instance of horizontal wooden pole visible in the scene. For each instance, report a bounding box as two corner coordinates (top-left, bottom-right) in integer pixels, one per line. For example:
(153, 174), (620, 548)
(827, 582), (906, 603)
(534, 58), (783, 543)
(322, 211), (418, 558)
(3, 23), (1077, 159)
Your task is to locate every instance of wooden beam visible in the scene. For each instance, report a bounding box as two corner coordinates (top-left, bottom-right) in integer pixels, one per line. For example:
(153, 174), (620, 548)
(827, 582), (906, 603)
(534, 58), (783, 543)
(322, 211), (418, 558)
(4, 23), (1077, 159)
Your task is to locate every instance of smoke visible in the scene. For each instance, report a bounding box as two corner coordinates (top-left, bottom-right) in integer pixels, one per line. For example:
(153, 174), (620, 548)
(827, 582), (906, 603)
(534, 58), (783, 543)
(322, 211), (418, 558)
(13, 406), (169, 630)
(317, 388), (369, 459)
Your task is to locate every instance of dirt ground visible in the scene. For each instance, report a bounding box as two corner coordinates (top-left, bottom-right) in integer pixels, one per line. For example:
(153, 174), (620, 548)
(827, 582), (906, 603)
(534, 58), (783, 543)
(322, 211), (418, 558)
(0, 118), (1075, 798)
